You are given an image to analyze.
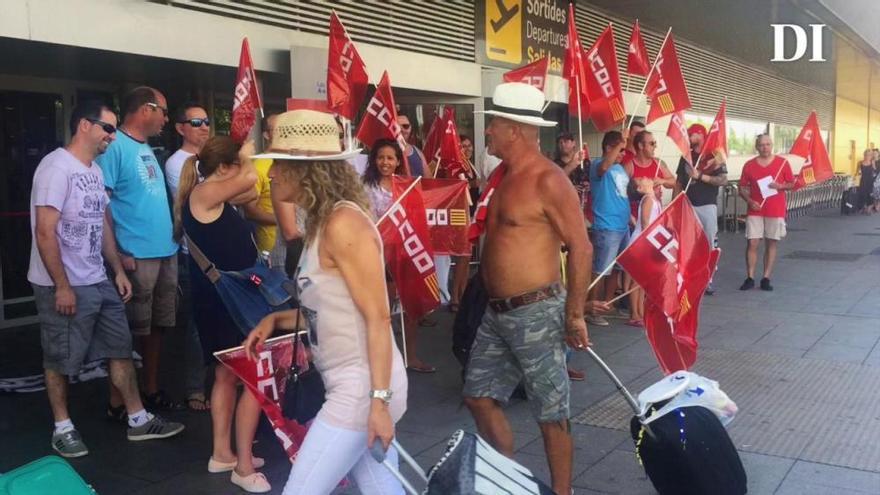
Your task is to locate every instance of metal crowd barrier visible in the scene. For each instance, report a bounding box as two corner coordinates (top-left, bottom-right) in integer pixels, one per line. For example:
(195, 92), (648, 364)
(719, 175), (850, 232)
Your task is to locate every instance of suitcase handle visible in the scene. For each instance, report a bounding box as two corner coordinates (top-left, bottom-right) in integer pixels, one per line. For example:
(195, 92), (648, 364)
(370, 439), (428, 495)
(586, 347), (657, 439)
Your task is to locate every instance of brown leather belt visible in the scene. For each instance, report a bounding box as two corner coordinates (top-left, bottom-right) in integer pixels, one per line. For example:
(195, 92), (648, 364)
(488, 282), (563, 313)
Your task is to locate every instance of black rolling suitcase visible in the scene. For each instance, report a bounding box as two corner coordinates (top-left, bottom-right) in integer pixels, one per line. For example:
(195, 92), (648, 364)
(841, 186), (858, 214)
(587, 349), (747, 495)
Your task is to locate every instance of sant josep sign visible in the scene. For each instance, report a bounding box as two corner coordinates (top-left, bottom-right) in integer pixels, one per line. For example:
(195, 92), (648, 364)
(476, 0), (569, 75)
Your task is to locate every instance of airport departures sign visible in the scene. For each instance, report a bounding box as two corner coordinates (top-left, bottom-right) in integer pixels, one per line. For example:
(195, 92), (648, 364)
(476, 0), (569, 74)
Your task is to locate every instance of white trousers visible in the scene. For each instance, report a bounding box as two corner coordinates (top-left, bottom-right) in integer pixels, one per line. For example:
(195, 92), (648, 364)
(282, 418), (404, 495)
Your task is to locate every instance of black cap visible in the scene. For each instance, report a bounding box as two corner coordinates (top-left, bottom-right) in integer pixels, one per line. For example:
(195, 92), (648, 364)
(557, 131), (575, 141)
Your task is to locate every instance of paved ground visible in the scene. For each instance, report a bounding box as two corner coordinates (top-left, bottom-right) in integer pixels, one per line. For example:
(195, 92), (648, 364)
(2, 208), (879, 494)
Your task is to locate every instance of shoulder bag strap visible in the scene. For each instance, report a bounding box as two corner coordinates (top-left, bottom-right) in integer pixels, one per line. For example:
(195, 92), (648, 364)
(184, 234), (222, 284)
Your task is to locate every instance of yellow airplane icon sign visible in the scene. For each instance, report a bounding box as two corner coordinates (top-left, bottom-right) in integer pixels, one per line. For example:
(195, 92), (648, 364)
(485, 0), (522, 64)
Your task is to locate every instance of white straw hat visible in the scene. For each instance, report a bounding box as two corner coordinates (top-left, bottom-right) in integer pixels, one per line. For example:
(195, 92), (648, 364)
(252, 109), (361, 161)
(475, 82), (556, 127)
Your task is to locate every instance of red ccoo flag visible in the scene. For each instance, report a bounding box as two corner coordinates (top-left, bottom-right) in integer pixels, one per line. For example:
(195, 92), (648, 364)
(421, 178), (471, 256)
(231, 38), (263, 143)
(214, 335), (308, 461)
(627, 20), (651, 76)
(790, 112), (834, 190)
(584, 24), (626, 132)
(563, 2), (590, 120)
(700, 100), (728, 170)
(644, 247), (719, 374)
(503, 57), (550, 91)
(327, 12), (369, 121)
(380, 177), (441, 319)
(436, 107), (474, 180)
(422, 108), (444, 167)
(618, 194), (711, 318)
(356, 71), (410, 174)
(667, 111), (692, 165)
(645, 33), (691, 124)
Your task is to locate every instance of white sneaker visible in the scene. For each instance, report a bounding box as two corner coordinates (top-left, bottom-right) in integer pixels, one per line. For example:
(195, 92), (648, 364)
(230, 470), (271, 494)
(586, 315), (610, 326)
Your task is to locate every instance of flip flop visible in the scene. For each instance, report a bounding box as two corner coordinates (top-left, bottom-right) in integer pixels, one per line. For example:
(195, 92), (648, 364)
(186, 394), (211, 412)
(625, 319), (644, 328)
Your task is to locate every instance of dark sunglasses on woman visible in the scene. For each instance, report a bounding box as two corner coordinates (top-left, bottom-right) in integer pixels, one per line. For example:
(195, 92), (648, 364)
(180, 118), (211, 128)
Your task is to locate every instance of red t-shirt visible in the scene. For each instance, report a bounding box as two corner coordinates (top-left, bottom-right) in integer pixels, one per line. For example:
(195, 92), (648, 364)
(628, 157), (665, 217)
(739, 156), (794, 218)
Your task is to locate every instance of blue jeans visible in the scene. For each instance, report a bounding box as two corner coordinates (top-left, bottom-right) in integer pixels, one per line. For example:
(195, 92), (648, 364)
(591, 229), (630, 274)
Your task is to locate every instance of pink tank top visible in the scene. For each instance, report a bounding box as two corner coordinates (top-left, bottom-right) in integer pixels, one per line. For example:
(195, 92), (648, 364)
(296, 201), (408, 431)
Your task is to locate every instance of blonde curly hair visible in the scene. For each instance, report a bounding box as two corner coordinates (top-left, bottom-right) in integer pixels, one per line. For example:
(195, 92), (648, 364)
(275, 159), (372, 243)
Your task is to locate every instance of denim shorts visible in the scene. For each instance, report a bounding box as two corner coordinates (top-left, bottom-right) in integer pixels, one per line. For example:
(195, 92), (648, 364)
(592, 229), (630, 273)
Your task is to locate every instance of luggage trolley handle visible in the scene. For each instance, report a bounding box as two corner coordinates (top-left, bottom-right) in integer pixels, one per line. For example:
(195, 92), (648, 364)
(586, 347), (656, 438)
(370, 439), (429, 495)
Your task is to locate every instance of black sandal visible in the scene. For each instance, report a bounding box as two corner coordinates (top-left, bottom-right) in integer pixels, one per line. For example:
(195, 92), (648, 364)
(143, 390), (185, 411)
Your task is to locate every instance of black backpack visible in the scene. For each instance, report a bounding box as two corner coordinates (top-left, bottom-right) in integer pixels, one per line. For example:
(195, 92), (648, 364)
(451, 271), (489, 371)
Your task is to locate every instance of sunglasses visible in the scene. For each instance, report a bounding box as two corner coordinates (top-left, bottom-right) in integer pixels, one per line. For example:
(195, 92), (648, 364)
(648, 141), (657, 146)
(180, 118), (211, 128)
(146, 102), (168, 117)
(400, 123), (411, 129)
(86, 118), (117, 134)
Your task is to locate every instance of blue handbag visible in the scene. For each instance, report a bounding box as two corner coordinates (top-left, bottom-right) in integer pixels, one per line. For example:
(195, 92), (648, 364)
(185, 235), (296, 335)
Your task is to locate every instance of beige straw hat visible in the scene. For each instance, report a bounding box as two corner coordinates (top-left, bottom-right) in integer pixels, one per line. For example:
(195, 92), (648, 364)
(251, 109), (362, 161)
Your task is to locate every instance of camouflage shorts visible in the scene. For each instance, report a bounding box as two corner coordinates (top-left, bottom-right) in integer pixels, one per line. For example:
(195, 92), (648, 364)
(463, 292), (569, 422)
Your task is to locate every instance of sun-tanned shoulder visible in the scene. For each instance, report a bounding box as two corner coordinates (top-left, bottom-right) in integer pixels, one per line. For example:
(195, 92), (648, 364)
(323, 205), (378, 251)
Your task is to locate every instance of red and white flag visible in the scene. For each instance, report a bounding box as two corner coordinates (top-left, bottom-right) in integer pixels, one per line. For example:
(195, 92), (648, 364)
(563, 2), (591, 120)
(790, 111), (834, 190)
(421, 178), (471, 256)
(645, 34), (691, 124)
(214, 335), (307, 461)
(327, 12), (369, 121)
(436, 108), (474, 180)
(380, 177), (440, 319)
(231, 38), (263, 143)
(584, 24), (626, 132)
(617, 194), (711, 318)
(422, 108), (444, 167)
(355, 71), (410, 174)
(700, 100), (728, 170)
(503, 57), (550, 91)
(627, 20), (651, 76)
(644, 248), (719, 374)
(468, 163), (507, 243)
(667, 111), (692, 165)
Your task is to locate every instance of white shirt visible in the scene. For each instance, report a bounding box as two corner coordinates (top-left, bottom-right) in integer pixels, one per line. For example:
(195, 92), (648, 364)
(164, 148), (193, 199)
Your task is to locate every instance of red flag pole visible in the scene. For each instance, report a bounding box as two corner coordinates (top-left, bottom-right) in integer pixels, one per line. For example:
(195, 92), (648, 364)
(576, 75), (584, 167)
(625, 27), (672, 131)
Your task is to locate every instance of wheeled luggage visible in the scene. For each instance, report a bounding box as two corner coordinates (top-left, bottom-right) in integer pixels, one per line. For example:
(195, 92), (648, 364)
(587, 349), (747, 495)
(372, 430), (554, 495)
(0, 456), (95, 495)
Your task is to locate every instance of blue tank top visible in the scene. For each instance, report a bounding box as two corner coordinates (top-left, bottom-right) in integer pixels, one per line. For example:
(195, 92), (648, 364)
(407, 146), (425, 177)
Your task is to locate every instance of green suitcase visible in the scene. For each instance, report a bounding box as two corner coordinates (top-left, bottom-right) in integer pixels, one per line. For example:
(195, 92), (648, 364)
(0, 456), (95, 495)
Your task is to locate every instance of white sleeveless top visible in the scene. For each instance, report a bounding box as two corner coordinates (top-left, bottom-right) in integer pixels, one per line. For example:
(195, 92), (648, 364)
(296, 201), (408, 431)
(630, 195), (662, 246)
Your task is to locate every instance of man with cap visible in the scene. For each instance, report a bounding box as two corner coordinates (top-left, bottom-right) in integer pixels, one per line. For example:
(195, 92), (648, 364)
(674, 124), (728, 294)
(464, 82), (592, 495)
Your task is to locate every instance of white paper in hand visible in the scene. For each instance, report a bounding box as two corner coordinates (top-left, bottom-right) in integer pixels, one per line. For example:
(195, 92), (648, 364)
(756, 175), (777, 199)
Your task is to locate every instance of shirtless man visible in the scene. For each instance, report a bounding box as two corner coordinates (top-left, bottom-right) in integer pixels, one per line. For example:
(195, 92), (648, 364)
(465, 83), (592, 495)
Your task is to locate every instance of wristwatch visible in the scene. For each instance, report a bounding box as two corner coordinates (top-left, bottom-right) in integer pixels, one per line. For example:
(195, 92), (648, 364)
(369, 389), (393, 404)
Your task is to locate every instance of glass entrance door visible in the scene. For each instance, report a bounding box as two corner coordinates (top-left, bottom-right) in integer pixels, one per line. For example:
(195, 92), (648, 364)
(0, 91), (64, 328)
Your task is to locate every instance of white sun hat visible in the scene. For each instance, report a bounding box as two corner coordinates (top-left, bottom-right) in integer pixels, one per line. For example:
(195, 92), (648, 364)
(251, 109), (362, 161)
(475, 82), (557, 128)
